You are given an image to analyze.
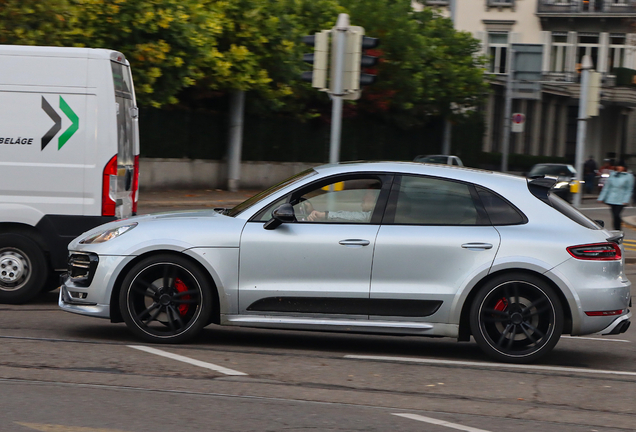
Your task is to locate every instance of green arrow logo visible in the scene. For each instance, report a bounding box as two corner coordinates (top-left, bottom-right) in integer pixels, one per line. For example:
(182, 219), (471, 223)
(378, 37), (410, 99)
(58, 96), (78, 149)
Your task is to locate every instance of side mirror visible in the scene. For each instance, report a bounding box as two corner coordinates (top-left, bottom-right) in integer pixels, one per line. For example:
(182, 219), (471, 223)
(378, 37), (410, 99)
(264, 203), (295, 230)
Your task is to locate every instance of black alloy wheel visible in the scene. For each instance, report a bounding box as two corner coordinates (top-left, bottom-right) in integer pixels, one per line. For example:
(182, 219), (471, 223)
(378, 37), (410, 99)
(119, 254), (213, 343)
(469, 273), (564, 363)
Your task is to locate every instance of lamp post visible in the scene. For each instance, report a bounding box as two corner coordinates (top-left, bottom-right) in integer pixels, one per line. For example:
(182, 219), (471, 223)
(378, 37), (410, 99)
(573, 55), (593, 208)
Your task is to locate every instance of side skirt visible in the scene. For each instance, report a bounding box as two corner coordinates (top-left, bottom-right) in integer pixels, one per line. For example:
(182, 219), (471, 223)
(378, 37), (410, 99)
(221, 314), (459, 338)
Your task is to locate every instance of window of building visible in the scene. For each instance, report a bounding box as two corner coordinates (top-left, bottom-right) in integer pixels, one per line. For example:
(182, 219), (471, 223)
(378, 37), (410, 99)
(550, 32), (569, 72)
(487, 0), (514, 6)
(608, 33), (626, 71)
(576, 33), (599, 70)
(488, 32), (509, 74)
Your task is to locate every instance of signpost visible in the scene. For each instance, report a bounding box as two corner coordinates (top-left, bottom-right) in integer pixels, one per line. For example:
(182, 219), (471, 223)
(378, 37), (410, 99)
(511, 113), (526, 133)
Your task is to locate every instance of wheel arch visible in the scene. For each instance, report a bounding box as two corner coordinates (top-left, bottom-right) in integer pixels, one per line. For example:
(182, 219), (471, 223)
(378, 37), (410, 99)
(0, 222), (52, 264)
(108, 250), (221, 325)
(457, 268), (573, 342)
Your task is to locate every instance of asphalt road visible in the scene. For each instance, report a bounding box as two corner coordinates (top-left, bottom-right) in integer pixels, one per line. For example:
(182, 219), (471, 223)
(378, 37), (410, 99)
(0, 197), (634, 432)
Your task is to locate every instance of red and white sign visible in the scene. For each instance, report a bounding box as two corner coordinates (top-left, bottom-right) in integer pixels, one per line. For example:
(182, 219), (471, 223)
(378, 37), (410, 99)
(511, 113), (526, 133)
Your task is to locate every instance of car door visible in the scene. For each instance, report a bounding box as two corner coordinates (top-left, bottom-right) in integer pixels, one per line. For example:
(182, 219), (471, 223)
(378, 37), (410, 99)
(370, 175), (501, 324)
(238, 174), (392, 318)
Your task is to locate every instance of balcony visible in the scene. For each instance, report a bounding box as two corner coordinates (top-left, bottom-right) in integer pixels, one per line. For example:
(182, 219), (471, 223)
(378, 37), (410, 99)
(537, 0), (636, 16)
(542, 71), (616, 85)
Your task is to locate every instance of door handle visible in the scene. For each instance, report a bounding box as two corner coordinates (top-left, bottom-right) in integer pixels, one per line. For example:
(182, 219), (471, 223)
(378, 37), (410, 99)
(461, 242), (493, 250)
(339, 239), (370, 247)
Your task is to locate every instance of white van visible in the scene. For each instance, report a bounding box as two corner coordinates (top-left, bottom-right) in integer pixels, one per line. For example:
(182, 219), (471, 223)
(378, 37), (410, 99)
(0, 45), (140, 303)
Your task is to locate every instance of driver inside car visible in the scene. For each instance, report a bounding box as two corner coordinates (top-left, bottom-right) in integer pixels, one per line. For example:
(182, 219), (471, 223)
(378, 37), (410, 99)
(299, 182), (381, 223)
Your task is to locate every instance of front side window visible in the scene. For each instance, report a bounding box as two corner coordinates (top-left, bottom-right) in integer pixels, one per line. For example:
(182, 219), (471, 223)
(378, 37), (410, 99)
(253, 177), (385, 223)
(293, 178), (382, 223)
(488, 32), (509, 74)
(391, 176), (482, 225)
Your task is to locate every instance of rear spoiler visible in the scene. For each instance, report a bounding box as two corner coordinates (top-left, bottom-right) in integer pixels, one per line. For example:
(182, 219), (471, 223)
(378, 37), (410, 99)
(527, 176), (557, 205)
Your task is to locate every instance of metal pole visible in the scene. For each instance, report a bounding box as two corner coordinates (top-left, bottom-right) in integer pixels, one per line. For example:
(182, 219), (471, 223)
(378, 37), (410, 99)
(501, 48), (514, 173)
(227, 90), (245, 192)
(442, 0), (456, 155)
(329, 13), (349, 164)
(573, 55), (592, 208)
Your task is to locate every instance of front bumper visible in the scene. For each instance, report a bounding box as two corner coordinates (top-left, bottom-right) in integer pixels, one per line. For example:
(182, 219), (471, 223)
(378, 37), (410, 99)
(59, 283), (111, 318)
(58, 253), (133, 319)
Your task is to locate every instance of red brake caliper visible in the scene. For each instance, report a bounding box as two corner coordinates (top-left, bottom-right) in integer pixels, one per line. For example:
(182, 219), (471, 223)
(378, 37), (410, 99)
(494, 298), (508, 312)
(174, 278), (190, 316)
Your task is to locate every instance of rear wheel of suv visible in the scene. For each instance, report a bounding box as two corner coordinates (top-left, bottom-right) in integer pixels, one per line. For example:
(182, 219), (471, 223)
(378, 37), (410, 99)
(0, 233), (48, 304)
(469, 273), (564, 363)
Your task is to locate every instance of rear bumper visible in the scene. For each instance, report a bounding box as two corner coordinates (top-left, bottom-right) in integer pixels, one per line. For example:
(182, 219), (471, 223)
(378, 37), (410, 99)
(595, 311), (631, 335)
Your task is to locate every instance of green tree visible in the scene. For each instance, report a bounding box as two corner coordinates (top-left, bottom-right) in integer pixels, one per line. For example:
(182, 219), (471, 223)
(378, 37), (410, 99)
(338, 1), (489, 127)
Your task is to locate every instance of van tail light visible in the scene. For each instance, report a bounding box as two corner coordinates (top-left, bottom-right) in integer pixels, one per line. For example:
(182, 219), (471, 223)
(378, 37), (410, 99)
(132, 155), (140, 214)
(102, 155), (117, 217)
(567, 242), (621, 261)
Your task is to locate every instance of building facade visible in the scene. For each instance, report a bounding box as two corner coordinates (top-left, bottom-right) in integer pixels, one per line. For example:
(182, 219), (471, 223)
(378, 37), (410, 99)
(419, 0), (636, 166)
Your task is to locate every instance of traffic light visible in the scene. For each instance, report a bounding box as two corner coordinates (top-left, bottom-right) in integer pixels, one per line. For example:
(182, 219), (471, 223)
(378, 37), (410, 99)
(344, 28), (379, 92)
(301, 30), (329, 90)
(359, 36), (379, 86)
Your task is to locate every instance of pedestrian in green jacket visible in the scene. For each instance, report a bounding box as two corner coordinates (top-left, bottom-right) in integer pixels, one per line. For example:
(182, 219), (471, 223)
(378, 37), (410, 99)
(597, 161), (634, 230)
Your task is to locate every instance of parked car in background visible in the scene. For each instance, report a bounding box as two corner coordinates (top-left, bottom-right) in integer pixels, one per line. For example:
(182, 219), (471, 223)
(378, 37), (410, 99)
(527, 163), (577, 202)
(414, 154), (464, 166)
(59, 162), (631, 364)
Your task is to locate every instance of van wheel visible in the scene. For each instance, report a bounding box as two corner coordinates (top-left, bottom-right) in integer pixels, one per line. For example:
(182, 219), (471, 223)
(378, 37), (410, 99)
(0, 233), (48, 304)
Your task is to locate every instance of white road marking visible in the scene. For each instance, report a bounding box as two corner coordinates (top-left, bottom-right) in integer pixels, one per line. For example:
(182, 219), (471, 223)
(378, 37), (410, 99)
(16, 423), (126, 432)
(392, 413), (491, 432)
(562, 335), (630, 343)
(128, 345), (247, 376)
(345, 355), (636, 377)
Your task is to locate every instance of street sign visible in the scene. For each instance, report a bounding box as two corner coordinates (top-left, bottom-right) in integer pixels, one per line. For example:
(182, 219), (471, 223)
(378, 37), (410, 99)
(511, 112), (525, 133)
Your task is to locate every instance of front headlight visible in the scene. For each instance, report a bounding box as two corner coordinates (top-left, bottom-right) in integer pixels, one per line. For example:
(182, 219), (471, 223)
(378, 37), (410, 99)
(80, 223), (137, 244)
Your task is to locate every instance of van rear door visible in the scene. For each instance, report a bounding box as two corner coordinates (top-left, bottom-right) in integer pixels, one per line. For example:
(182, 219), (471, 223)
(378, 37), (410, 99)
(109, 57), (139, 218)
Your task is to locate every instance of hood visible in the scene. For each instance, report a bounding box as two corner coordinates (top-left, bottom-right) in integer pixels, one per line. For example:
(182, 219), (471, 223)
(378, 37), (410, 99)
(69, 209), (247, 254)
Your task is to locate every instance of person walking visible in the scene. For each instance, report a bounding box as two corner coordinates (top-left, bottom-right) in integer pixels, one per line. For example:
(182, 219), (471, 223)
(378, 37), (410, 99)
(597, 161), (634, 231)
(583, 155), (598, 194)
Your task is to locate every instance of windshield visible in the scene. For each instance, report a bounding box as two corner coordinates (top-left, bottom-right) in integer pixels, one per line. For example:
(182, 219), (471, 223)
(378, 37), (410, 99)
(226, 169), (318, 217)
(529, 165), (575, 177)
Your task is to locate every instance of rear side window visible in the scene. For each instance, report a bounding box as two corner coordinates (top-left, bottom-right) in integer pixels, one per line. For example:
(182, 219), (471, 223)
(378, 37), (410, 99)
(477, 187), (527, 225)
(392, 176), (481, 225)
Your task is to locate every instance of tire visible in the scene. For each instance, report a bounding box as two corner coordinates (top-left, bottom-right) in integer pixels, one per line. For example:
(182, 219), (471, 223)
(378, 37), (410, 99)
(0, 233), (48, 304)
(119, 254), (213, 343)
(469, 273), (564, 363)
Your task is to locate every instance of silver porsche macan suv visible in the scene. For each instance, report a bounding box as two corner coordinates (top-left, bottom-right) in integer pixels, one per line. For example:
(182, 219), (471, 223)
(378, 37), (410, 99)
(59, 162), (632, 363)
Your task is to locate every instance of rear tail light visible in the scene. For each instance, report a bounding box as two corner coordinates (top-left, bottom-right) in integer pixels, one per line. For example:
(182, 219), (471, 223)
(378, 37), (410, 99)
(132, 155), (140, 214)
(567, 242), (621, 261)
(102, 155), (117, 217)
